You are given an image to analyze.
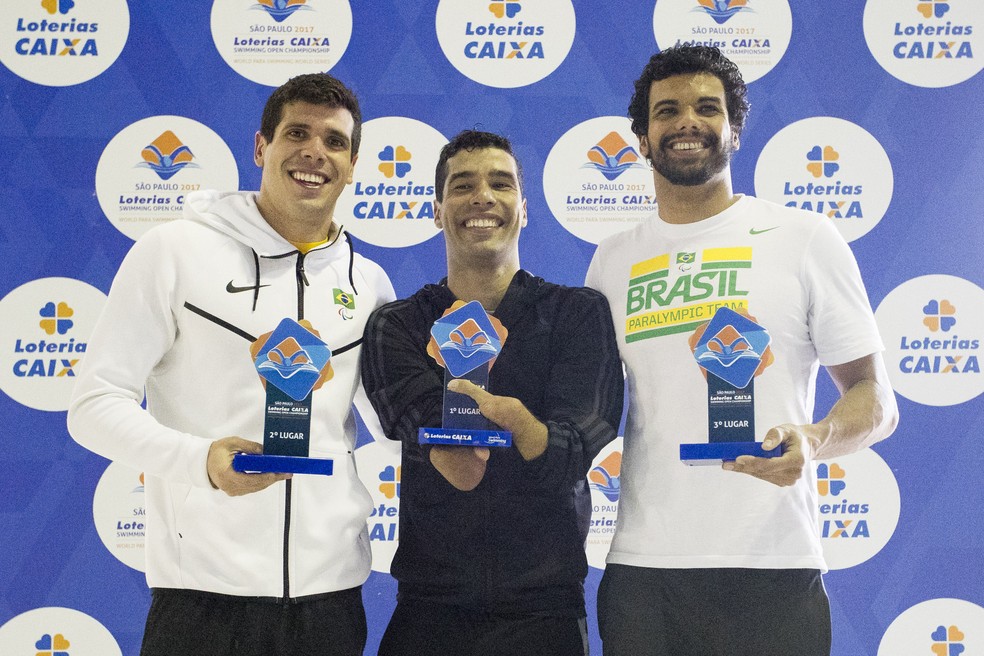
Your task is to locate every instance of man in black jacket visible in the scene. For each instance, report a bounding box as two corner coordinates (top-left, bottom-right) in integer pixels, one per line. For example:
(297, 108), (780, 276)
(361, 130), (624, 656)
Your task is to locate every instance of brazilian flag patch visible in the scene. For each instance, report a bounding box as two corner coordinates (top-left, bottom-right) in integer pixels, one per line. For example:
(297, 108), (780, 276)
(333, 288), (356, 309)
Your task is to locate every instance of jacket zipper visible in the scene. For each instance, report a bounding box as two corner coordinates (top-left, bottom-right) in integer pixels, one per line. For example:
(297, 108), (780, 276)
(282, 251), (309, 604)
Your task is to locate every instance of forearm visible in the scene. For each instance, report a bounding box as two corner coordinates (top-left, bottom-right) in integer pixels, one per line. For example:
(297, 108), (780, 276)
(808, 377), (898, 460)
(68, 388), (214, 487)
(502, 406), (549, 461)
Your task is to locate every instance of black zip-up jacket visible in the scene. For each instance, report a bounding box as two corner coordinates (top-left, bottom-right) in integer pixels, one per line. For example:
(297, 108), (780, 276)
(361, 270), (624, 616)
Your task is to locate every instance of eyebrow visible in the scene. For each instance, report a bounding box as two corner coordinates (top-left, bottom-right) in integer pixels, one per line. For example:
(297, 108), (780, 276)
(280, 122), (351, 143)
(651, 96), (724, 111)
(446, 169), (518, 185)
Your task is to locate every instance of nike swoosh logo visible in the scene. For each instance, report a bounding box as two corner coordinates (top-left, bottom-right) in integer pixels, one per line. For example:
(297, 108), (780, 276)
(749, 226), (779, 235)
(226, 281), (271, 294)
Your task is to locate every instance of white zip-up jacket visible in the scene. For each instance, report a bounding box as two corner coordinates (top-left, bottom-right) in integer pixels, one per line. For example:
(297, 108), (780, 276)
(68, 190), (395, 599)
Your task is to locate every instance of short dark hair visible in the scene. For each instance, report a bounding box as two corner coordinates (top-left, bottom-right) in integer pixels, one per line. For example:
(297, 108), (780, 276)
(260, 73), (362, 157)
(434, 130), (523, 202)
(628, 45), (750, 139)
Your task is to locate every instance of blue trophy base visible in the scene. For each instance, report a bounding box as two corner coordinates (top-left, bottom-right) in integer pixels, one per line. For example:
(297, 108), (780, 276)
(232, 453), (334, 476)
(418, 427), (512, 447)
(679, 442), (783, 466)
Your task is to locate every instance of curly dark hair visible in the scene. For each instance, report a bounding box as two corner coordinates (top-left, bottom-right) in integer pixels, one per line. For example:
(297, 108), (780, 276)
(260, 73), (362, 157)
(628, 45), (750, 139)
(434, 130), (524, 202)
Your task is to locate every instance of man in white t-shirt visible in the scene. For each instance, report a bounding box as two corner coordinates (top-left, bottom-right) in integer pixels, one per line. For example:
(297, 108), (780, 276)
(585, 45), (899, 656)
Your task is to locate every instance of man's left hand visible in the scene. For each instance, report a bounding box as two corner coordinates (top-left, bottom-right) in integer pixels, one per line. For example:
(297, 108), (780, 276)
(446, 379), (548, 461)
(722, 424), (816, 487)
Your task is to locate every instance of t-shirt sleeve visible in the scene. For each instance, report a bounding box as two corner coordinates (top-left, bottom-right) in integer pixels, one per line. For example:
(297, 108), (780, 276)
(803, 219), (884, 367)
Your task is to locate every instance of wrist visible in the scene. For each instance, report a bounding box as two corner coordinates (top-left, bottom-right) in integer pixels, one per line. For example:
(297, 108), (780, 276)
(805, 421), (831, 459)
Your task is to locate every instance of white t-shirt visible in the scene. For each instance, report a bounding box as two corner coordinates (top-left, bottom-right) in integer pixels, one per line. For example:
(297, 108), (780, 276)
(586, 195), (883, 570)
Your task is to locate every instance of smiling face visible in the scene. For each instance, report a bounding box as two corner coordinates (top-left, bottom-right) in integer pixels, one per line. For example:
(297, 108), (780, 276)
(434, 147), (527, 270)
(254, 100), (357, 239)
(639, 72), (739, 188)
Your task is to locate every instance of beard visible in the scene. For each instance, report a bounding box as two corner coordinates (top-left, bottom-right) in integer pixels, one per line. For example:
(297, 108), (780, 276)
(650, 133), (736, 186)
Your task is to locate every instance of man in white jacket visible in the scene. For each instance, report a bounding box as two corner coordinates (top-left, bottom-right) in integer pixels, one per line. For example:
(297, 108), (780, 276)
(68, 73), (395, 656)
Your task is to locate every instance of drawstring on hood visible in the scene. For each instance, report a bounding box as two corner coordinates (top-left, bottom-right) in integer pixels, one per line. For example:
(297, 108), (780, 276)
(251, 250), (261, 312)
(344, 229), (358, 296)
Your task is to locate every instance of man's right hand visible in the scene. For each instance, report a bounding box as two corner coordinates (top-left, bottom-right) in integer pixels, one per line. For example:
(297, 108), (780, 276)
(429, 445), (490, 491)
(206, 436), (291, 497)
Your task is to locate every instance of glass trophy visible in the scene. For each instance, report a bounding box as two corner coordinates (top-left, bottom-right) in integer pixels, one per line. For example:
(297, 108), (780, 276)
(232, 318), (335, 476)
(679, 306), (783, 465)
(418, 300), (512, 448)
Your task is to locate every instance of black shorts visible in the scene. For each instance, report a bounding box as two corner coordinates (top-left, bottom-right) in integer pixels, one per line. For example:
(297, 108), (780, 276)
(140, 587), (367, 656)
(378, 598), (589, 656)
(597, 565), (831, 656)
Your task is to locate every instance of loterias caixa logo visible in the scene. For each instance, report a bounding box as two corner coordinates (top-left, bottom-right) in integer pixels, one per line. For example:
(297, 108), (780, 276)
(336, 117), (445, 249)
(815, 450), (900, 570)
(876, 275), (983, 406)
(879, 598), (984, 655)
(0, 607), (122, 656)
(434, 0), (576, 88)
(0, 278), (106, 412)
(0, 0), (130, 87)
(864, 0), (982, 87)
(754, 117), (894, 243)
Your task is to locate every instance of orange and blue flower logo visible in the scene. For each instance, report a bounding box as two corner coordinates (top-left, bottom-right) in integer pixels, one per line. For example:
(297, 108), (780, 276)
(34, 633), (71, 656)
(931, 625), (965, 656)
(917, 0), (950, 19)
(806, 145), (840, 178)
(923, 299), (956, 332)
(41, 0), (75, 15)
(585, 132), (644, 181)
(378, 145), (412, 179)
(39, 301), (74, 336)
(489, 1), (522, 19)
(379, 465), (401, 500)
(817, 463), (847, 496)
(138, 131), (198, 180)
(253, 0), (312, 23)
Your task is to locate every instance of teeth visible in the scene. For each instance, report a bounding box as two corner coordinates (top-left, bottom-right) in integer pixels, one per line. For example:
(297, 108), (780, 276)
(292, 171), (326, 184)
(672, 142), (703, 151)
(465, 218), (498, 228)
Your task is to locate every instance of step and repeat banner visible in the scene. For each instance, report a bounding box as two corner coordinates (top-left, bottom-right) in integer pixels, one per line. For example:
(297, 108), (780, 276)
(1, 1), (982, 654)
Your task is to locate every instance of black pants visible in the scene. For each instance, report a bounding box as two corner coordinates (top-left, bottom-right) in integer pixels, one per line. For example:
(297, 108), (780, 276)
(140, 587), (367, 656)
(378, 598), (589, 656)
(597, 565), (831, 656)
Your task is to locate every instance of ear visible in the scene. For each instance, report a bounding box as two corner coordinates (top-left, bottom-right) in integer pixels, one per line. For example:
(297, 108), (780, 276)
(520, 198), (528, 228)
(254, 131), (266, 168)
(346, 154), (358, 184)
(434, 200), (444, 230)
(638, 135), (650, 160)
(732, 132), (741, 151)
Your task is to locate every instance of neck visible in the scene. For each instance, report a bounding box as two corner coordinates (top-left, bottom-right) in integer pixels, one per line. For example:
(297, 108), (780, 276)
(653, 173), (738, 225)
(446, 258), (519, 312)
(256, 196), (337, 243)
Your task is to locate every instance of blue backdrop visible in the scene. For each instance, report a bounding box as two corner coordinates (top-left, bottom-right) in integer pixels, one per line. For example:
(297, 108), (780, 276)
(1, 1), (982, 655)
